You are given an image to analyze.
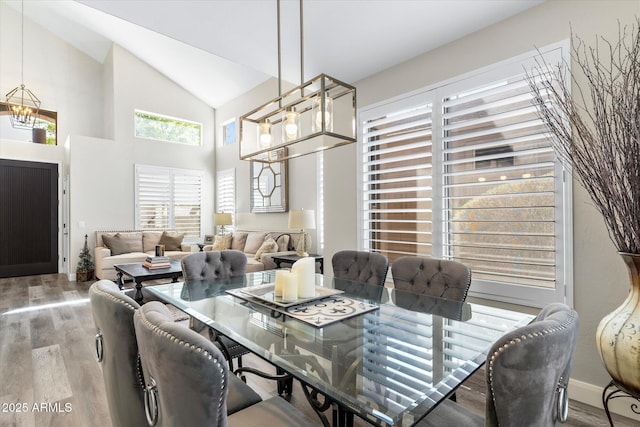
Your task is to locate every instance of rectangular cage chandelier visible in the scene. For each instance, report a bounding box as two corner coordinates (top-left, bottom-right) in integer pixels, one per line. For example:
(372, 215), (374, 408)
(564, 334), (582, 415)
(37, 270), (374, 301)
(239, 0), (356, 163)
(240, 74), (356, 163)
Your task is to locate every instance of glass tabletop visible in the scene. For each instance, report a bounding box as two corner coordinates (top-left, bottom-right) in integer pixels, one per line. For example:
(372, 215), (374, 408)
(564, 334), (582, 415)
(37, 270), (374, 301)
(146, 271), (535, 426)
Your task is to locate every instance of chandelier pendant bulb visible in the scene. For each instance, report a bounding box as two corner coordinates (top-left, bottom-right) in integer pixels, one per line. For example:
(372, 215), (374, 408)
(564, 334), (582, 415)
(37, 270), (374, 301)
(239, 0), (357, 163)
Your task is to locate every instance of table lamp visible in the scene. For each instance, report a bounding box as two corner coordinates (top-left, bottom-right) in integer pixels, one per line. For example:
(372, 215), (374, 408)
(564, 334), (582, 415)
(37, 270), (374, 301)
(288, 209), (315, 257)
(214, 212), (232, 235)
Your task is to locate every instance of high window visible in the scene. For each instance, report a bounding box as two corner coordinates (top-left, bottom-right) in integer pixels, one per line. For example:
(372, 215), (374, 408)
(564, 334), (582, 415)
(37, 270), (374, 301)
(359, 42), (571, 307)
(134, 110), (202, 146)
(135, 165), (203, 238)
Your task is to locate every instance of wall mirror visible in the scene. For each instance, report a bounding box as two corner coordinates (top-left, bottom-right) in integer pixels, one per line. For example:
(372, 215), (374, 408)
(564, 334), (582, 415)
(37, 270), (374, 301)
(250, 160), (288, 213)
(0, 102), (57, 145)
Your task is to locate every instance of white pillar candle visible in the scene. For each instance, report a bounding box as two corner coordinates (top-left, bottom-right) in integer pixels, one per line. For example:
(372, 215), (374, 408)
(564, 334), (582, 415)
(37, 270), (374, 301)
(281, 271), (298, 302)
(292, 257), (316, 298)
(274, 270), (288, 297)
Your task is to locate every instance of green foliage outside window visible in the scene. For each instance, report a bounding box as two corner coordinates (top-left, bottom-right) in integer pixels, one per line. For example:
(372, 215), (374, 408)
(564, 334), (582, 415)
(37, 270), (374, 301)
(134, 110), (201, 146)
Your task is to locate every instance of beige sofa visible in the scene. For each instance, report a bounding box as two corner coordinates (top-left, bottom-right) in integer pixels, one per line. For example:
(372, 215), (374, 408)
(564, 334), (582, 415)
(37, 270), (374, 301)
(94, 230), (193, 280)
(204, 230), (300, 273)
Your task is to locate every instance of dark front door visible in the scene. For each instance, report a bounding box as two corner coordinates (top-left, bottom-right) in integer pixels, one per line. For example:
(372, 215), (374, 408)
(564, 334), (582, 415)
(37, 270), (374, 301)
(0, 159), (58, 278)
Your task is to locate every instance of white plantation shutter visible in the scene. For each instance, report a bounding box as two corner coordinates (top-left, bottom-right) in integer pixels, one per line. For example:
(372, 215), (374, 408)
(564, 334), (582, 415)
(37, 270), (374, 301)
(216, 168), (236, 232)
(136, 169), (171, 230)
(359, 42), (571, 307)
(442, 76), (557, 289)
(361, 100), (435, 264)
(135, 165), (203, 238)
(173, 173), (202, 237)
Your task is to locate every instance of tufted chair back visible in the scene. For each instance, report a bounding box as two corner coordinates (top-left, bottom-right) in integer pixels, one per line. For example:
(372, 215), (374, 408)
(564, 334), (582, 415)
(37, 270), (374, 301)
(391, 256), (472, 301)
(134, 302), (229, 426)
(134, 302), (317, 427)
(332, 250), (389, 286)
(89, 280), (146, 427)
(181, 250), (247, 281)
(485, 303), (579, 426)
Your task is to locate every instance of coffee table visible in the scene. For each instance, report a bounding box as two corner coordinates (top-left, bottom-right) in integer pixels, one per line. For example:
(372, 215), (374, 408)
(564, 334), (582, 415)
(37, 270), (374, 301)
(114, 260), (182, 304)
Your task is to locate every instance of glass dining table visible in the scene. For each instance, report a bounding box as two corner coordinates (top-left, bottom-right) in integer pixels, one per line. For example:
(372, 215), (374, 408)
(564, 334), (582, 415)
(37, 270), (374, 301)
(145, 271), (535, 427)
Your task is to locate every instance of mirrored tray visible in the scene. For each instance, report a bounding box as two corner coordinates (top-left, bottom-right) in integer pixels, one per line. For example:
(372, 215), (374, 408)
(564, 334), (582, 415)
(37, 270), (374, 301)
(227, 283), (343, 308)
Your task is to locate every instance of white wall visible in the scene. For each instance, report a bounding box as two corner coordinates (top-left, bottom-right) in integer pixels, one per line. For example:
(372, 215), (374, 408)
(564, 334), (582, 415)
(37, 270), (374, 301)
(321, 0), (640, 398)
(0, 1), (104, 144)
(67, 44), (216, 273)
(214, 78), (319, 250)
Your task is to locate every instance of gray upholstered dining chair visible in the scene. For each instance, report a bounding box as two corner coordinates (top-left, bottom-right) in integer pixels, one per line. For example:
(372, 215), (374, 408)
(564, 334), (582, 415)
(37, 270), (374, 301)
(89, 279), (147, 427)
(89, 280), (262, 425)
(332, 250), (389, 286)
(180, 250), (247, 281)
(133, 301), (317, 427)
(180, 250), (250, 369)
(391, 256), (472, 301)
(416, 302), (580, 426)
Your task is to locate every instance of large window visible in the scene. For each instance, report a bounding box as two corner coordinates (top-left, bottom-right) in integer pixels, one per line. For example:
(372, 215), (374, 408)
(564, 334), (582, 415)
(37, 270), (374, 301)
(135, 165), (203, 238)
(359, 42), (571, 307)
(134, 110), (202, 146)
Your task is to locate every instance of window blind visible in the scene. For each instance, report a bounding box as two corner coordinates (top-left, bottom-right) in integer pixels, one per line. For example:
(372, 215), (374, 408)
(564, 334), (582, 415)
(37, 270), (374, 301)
(442, 76), (557, 288)
(216, 168), (236, 232)
(358, 42), (570, 306)
(135, 165), (203, 238)
(361, 104), (434, 263)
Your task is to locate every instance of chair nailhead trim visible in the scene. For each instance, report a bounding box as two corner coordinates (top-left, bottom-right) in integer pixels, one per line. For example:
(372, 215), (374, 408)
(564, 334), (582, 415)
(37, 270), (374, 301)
(138, 309), (227, 425)
(487, 310), (576, 419)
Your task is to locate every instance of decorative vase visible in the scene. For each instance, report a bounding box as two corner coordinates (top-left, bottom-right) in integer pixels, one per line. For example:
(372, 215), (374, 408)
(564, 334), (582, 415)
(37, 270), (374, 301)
(596, 252), (640, 396)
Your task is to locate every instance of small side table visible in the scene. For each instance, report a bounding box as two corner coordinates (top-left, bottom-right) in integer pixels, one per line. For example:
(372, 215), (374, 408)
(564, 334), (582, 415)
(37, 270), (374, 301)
(196, 243), (206, 252)
(272, 254), (324, 274)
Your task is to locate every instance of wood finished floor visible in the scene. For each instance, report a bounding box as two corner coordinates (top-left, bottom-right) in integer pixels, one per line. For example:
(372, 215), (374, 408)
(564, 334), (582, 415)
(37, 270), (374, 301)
(0, 273), (637, 427)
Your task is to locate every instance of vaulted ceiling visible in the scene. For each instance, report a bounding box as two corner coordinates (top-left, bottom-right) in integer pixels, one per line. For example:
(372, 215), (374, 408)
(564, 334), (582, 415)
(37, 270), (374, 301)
(5, 0), (545, 107)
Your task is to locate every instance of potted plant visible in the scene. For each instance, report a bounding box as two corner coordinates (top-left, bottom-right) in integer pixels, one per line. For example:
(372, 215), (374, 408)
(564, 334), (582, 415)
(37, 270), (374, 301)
(528, 18), (639, 397)
(76, 234), (94, 282)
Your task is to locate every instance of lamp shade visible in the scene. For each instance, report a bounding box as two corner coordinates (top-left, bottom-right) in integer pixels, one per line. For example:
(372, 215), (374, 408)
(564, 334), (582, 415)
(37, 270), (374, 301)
(214, 213), (233, 226)
(288, 209), (315, 230)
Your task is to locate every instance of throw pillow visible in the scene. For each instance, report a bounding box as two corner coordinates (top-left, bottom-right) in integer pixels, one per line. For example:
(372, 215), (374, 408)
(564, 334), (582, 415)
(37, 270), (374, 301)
(266, 232), (291, 252)
(159, 231), (184, 251)
(102, 233), (143, 255)
(255, 238), (278, 260)
(211, 234), (232, 251)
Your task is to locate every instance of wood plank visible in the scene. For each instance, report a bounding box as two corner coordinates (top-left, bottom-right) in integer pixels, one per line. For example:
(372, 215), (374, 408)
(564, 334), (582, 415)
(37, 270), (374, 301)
(31, 345), (73, 404)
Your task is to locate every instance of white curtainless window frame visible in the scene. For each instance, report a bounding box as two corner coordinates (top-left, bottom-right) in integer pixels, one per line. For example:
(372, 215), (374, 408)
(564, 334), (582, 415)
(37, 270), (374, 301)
(216, 168), (236, 233)
(358, 41), (572, 308)
(134, 109), (202, 146)
(135, 164), (203, 239)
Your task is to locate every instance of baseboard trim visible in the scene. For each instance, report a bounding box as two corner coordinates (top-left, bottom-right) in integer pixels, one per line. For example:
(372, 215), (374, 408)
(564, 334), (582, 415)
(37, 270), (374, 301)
(569, 379), (640, 421)
(68, 273), (76, 282)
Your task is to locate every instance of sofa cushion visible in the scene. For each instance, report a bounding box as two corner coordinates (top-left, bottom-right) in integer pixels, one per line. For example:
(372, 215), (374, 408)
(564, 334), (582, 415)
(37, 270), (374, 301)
(246, 257), (265, 273)
(159, 231), (184, 251)
(255, 238), (278, 260)
(102, 233), (143, 255)
(142, 231), (164, 252)
(211, 234), (232, 250)
(244, 232), (268, 254)
(231, 232), (248, 251)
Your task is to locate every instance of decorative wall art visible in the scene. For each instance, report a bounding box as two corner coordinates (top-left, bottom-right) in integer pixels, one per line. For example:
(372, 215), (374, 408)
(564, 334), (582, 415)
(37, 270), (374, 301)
(250, 160), (288, 213)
